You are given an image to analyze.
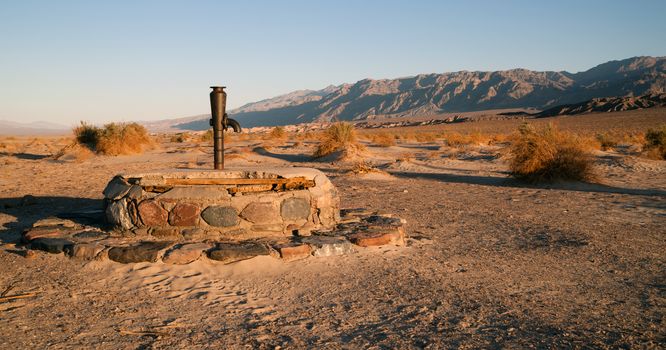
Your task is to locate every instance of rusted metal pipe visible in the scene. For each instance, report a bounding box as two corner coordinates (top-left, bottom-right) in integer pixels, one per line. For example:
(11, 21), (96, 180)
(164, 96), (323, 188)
(210, 86), (242, 170)
(210, 86), (226, 170)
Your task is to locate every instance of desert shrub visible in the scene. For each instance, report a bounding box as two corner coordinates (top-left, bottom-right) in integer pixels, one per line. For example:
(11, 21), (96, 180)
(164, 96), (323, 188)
(438, 147), (463, 159)
(199, 129), (213, 142)
(396, 152), (414, 162)
(396, 132), (414, 141)
(96, 123), (152, 155)
(268, 126), (287, 139)
(468, 131), (491, 145)
(576, 135), (601, 151)
(224, 152), (247, 161)
(425, 150), (442, 159)
(170, 132), (189, 143)
(348, 160), (388, 175)
(444, 133), (472, 147)
(294, 131), (315, 141)
(224, 133), (236, 144)
(235, 132), (250, 141)
(644, 125), (666, 160)
(414, 132), (437, 143)
(624, 132), (645, 145)
(372, 133), (396, 147)
(509, 123), (595, 182)
(349, 161), (375, 174)
(595, 133), (619, 151)
(74, 121), (153, 155)
(198, 129), (235, 143)
(489, 134), (509, 145)
(0, 140), (18, 153)
(444, 132), (491, 147)
(393, 132), (437, 143)
(313, 122), (365, 158)
(74, 121), (100, 148)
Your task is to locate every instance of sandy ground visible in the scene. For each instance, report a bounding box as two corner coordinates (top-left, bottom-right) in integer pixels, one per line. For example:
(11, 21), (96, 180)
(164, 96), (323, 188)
(0, 117), (665, 349)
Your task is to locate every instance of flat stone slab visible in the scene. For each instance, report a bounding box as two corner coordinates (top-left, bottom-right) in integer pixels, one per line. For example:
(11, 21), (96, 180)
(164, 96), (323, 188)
(335, 214), (406, 247)
(208, 242), (270, 264)
(108, 241), (173, 263)
(64, 243), (105, 260)
(30, 238), (74, 254)
(20, 201), (408, 265)
(301, 236), (355, 257)
(71, 230), (108, 242)
(103, 176), (132, 200)
(119, 167), (327, 186)
(340, 208), (375, 219)
(32, 217), (78, 228)
(157, 186), (230, 200)
(362, 215), (404, 227)
(273, 242), (312, 261)
(347, 227), (405, 247)
(23, 227), (69, 242)
(163, 243), (212, 265)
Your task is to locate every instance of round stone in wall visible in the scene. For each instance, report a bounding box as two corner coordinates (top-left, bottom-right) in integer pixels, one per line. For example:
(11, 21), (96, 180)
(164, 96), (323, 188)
(137, 199), (168, 226)
(169, 202), (201, 226)
(240, 202), (280, 224)
(281, 197), (310, 221)
(201, 206), (239, 227)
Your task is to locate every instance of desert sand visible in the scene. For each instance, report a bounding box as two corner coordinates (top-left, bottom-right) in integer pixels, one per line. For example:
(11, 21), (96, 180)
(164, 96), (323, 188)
(0, 111), (665, 349)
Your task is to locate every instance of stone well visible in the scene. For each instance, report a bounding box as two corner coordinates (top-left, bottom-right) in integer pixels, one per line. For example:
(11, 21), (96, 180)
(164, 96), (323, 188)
(21, 167), (407, 264)
(103, 167), (340, 240)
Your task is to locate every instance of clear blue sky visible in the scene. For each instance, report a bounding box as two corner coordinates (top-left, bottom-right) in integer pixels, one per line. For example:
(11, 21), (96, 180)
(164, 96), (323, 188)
(1, 0), (665, 125)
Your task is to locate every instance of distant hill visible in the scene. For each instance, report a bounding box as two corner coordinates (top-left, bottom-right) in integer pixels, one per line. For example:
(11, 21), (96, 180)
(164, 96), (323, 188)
(140, 114), (209, 132)
(0, 120), (69, 135)
(153, 56), (666, 131)
(535, 93), (666, 117)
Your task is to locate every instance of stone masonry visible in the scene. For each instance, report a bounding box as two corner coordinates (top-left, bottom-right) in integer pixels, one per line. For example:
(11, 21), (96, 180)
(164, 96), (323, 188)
(20, 168), (408, 265)
(103, 168), (340, 240)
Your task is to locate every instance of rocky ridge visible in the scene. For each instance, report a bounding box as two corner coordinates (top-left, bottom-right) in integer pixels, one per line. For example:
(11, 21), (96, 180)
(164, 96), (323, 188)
(172, 56), (666, 129)
(535, 93), (666, 117)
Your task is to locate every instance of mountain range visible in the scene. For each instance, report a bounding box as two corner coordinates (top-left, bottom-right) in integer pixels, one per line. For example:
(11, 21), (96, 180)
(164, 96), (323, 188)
(4, 56), (663, 135)
(172, 56), (665, 130)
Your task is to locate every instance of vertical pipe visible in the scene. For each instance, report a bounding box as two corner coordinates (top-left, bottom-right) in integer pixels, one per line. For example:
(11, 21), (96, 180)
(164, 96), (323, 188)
(210, 86), (226, 170)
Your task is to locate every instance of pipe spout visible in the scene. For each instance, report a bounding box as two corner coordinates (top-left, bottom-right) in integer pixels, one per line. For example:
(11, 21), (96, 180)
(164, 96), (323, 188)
(226, 118), (242, 133)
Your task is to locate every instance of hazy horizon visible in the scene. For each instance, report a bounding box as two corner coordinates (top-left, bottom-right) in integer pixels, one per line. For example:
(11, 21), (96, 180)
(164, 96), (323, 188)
(1, 0), (665, 125)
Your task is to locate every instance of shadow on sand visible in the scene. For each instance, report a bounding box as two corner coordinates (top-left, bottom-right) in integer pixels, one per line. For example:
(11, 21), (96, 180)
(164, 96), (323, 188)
(0, 152), (51, 160)
(252, 147), (313, 163)
(0, 196), (105, 244)
(388, 171), (666, 197)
